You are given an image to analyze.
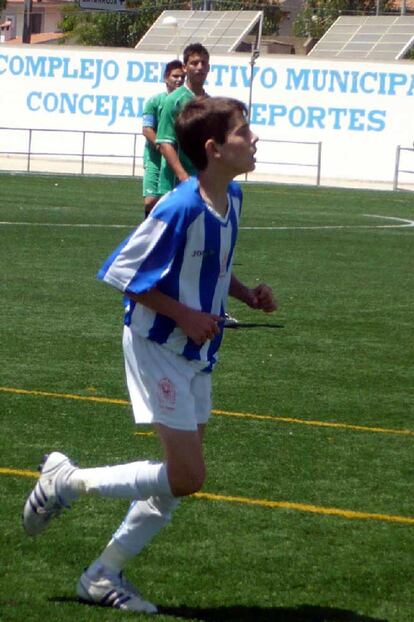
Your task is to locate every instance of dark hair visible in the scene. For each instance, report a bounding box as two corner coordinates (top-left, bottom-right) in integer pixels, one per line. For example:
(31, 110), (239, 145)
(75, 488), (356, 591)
(164, 59), (184, 79)
(183, 42), (209, 64)
(175, 97), (248, 171)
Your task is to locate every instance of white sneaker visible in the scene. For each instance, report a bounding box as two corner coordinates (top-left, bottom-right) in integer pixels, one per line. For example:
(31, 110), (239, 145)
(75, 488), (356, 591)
(76, 570), (157, 614)
(22, 451), (77, 536)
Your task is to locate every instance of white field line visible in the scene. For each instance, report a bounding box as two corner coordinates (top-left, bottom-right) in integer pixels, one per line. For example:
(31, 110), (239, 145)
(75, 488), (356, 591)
(241, 214), (414, 230)
(0, 221), (130, 228)
(0, 215), (413, 230)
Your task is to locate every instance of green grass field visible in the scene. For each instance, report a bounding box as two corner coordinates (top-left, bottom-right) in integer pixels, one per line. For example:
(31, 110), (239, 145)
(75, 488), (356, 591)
(1, 173), (413, 622)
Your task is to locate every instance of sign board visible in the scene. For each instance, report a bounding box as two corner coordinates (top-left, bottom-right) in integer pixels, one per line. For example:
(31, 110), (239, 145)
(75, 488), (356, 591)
(79, 0), (129, 12)
(0, 46), (413, 187)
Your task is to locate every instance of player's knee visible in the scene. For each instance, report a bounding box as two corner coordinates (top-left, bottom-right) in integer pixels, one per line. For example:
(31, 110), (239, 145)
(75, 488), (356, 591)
(144, 196), (159, 216)
(169, 466), (205, 497)
(151, 494), (181, 520)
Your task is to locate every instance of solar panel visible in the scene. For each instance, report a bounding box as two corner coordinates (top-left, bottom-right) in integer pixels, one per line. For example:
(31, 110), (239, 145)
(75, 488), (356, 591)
(308, 16), (414, 60)
(134, 10), (263, 55)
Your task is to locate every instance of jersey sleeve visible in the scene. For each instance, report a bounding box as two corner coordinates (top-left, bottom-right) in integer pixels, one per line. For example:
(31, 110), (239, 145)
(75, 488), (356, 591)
(142, 95), (158, 129)
(156, 95), (178, 145)
(97, 206), (188, 296)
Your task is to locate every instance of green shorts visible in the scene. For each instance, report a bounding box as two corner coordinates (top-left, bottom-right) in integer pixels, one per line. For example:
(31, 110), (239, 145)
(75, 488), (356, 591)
(143, 158), (161, 198)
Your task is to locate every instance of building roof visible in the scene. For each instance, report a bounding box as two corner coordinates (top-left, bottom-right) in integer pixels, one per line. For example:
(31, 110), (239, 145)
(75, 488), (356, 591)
(5, 0), (73, 4)
(390, 0), (414, 8)
(3, 32), (66, 44)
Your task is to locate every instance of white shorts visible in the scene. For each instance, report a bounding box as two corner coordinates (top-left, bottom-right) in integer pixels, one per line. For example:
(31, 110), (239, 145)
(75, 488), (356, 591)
(123, 327), (212, 431)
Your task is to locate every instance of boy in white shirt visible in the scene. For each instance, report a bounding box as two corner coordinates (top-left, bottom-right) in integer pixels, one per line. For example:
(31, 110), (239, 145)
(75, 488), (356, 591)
(23, 96), (277, 614)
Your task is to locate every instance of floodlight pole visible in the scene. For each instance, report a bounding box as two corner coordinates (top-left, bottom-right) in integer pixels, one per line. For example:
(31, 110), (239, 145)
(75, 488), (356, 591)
(174, 22), (179, 59)
(247, 12), (263, 125)
(245, 47), (260, 182)
(247, 47), (260, 125)
(245, 12), (263, 181)
(162, 15), (179, 59)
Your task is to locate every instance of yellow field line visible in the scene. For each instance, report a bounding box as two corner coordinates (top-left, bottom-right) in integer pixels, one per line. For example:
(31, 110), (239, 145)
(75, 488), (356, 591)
(1, 385), (413, 437)
(0, 386), (130, 406)
(194, 492), (414, 526)
(2, 467), (413, 526)
(213, 409), (414, 437)
(0, 467), (39, 478)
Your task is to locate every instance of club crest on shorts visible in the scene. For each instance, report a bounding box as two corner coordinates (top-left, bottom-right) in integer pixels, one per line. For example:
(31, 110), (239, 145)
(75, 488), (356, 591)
(157, 377), (176, 410)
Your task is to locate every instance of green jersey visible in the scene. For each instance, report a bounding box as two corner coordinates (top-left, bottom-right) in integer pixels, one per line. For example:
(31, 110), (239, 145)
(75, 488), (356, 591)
(142, 91), (168, 169)
(156, 85), (197, 194)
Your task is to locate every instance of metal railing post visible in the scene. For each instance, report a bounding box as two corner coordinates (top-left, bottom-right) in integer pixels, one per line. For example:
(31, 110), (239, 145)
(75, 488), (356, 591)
(132, 133), (137, 177)
(27, 129), (32, 172)
(316, 141), (322, 186)
(393, 145), (401, 191)
(81, 131), (86, 175)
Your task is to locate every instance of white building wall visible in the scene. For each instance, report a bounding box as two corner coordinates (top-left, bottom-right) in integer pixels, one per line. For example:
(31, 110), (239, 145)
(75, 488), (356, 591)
(43, 8), (62, 32)
(0, 45), (413, 188)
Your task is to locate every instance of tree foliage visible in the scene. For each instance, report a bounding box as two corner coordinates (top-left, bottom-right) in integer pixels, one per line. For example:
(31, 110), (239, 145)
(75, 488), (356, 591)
(59, 0), (282, 48)
(59, 1), (176, 47)
(293, 0), (394, 39)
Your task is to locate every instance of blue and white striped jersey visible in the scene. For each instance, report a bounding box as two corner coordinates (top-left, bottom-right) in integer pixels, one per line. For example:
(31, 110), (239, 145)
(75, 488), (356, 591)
(98, 177), (242, 371)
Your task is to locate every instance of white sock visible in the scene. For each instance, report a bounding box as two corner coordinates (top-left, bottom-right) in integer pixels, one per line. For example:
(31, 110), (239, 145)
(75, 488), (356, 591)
(87, 539), (132, 577)
(87, 495), (180, 577)
(113, 495), (180, 556)
(63, 460), (171, 501)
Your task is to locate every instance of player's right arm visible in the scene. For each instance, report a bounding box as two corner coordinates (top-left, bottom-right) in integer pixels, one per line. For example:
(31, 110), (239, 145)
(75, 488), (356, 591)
(98, 209), (221, 345)
(129, 288), (220, 345)
(142, 126), (157, 147)
(142, 95), (159, 148)
(159, 143), (189, 182)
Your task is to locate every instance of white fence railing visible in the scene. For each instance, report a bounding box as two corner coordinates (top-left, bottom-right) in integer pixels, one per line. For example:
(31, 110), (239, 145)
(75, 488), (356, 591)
(0, 127), (322, 186)
(394, 146), (414, 191)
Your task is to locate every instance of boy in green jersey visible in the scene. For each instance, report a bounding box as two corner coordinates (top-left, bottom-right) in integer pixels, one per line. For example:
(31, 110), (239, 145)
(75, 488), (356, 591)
(156, 43), (210, 196)
(142, 60), (184, 216)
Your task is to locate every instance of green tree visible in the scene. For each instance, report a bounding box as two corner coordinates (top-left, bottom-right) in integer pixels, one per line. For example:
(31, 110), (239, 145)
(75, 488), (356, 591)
(59, 0), (179, 47)
(293, 0), (394, 39)
(59, 0), (282, 48)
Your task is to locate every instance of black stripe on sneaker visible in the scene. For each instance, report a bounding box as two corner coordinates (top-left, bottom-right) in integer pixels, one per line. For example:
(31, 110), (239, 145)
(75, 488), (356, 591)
(33, 490), (46, 508)
(115, 594), (131, 607)
(36, 482), (48, 503)
(29, 498), (40, 513)
(101, 590), (119, 606)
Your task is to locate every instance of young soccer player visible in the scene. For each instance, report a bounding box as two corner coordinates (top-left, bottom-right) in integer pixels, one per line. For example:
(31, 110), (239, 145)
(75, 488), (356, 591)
(156, 43), (240, 328)
(142, 59), (184, 217)
(156, 42), (210, 196)
(22, 96), (277, 614)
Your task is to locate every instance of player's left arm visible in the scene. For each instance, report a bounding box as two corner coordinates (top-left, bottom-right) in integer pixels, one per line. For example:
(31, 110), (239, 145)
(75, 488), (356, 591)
(229, 273), (277, 313)
(158, 142), (189, 182)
